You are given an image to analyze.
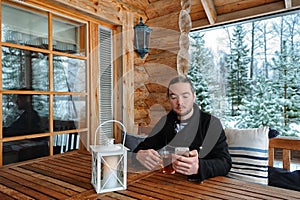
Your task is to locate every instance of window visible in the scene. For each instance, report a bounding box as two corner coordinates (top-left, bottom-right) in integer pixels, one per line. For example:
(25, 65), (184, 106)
(1, 2), (88, 165)
(189, 10), (300, 137)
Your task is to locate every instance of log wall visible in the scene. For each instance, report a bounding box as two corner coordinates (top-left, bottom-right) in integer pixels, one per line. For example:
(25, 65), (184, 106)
(134, 1), (182, 132)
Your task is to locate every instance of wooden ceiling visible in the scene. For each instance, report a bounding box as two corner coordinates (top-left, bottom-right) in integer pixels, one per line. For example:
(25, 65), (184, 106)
(121, 0), (300, 30)
(189, 0), (300, 29)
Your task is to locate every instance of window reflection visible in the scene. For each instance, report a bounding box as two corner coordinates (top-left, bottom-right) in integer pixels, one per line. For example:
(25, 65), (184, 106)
(53, 56), (86, 92)
(53, 15), (86, 55)
(2, 47), (49, 91)
(1, 2), (89, 166)
(3, 137), (49, 165)
(2, 93), (49, 165)
(2, 4), (48, 49)
(53, 133), (79, 154)
(2, 94), (49, 137)
(53, 95), (87, 131)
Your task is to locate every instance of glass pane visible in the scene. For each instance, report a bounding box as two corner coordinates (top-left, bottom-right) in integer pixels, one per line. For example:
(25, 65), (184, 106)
(2, 4), (48, 49)
(53, 56), (86, 92)
(2, 47), (49, 91)
(2, 94), (49, 137)
(53, 95), (87, 130)
(53, 133), (80, 154)
(3, 137), (49, 165)
(53, 15), (86, 55)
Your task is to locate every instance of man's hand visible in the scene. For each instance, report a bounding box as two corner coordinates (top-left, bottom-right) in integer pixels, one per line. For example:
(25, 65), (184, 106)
(172, 150), (199, 175)
(136, 149), (162, 171)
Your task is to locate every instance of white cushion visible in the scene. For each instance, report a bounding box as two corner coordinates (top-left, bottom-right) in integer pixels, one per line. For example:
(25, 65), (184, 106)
(225, 126), (269, 185)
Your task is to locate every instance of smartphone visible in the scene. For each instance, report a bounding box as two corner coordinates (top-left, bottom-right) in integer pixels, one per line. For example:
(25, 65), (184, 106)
(175, 147), (189, 157)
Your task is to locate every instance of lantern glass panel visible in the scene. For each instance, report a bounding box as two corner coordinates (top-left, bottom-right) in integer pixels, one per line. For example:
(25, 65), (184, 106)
(146, 32), (151, 49)
(135, 29), (145, 49)
(101, 155), (124, 189)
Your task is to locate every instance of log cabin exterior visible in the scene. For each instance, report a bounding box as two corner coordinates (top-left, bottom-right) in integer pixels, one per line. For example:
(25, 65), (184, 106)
(0, 0), (300, 167)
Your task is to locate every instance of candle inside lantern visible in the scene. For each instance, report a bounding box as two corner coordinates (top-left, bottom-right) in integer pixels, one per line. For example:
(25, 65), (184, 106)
(102, 155), (119, 189)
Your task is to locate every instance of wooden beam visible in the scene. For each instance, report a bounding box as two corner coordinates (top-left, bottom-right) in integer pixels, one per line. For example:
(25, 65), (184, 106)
(122, 12), (135, 134)
(200, 0), (217, 25)
(269, 137), (300, 150)
(285, 0), (292, 8)
(192, 1), (288, 30)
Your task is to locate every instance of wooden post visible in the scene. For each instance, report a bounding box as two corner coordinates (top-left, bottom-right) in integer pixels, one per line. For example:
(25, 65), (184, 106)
(122, 12), (135, 134)
(282, 149), (291, 171)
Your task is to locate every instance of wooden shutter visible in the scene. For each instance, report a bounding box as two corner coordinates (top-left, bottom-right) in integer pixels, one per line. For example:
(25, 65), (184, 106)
(98, 26), (113, 139)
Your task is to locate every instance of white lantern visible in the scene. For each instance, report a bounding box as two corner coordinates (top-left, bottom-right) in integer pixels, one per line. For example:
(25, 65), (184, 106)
(90, 120), (128, 194)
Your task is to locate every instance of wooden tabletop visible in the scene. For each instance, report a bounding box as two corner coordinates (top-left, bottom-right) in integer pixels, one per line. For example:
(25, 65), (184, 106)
(0, 151), (299, 200)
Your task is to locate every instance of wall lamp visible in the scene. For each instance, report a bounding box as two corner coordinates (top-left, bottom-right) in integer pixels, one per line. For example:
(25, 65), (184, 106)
(134, 17), (152, 58)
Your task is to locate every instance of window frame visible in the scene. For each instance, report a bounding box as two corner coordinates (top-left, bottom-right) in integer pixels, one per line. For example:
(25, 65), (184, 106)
(0, 0), (118, 166)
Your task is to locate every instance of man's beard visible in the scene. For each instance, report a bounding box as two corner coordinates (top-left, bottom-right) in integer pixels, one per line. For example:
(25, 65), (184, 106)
(177, 107), (193, 119)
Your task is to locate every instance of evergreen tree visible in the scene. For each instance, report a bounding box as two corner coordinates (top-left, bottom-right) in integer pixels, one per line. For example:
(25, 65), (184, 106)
(225, 24), (251, 116)
(188, 32), (213, 113)
(236, 76), (283, 132)
(271, 14), (300, 135)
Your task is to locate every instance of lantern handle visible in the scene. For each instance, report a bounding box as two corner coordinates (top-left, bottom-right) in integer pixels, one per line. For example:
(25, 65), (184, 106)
(94, 120), (127, 150)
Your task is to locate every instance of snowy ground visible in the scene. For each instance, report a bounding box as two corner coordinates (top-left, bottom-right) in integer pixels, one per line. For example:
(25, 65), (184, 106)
(274, 160), (300, 171)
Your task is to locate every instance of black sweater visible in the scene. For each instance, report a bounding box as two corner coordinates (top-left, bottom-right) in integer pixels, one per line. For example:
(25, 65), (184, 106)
(134, 104), (232, 182)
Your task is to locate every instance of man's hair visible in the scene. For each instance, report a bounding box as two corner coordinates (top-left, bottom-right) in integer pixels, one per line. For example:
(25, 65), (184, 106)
(167, 75), (195, 96)
(17, 88), (32, 102)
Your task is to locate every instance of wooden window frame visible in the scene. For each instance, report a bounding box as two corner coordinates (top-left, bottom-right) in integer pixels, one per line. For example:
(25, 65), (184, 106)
(0, 0), (118, 166)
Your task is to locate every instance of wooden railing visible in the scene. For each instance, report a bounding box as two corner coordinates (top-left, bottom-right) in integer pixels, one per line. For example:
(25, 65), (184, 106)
(269, 137), (300, 170)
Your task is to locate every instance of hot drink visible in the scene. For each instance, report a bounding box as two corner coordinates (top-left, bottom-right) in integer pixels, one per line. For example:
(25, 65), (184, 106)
(159, 147), (175, 174)
(162, 154), (175, 174)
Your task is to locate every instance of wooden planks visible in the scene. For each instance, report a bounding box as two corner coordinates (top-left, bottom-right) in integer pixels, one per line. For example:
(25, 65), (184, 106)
(0, 150), (299, 199)
(107, 170), (300, 200)
(0, 151), (92, 199)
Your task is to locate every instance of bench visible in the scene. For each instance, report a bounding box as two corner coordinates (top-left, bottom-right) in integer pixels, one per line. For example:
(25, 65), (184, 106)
(268, 137), (300, 191)
(269, 137), (300, 170)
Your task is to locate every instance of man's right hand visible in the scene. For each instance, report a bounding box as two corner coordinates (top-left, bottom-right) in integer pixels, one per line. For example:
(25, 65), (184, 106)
(136, 149), (162, 171)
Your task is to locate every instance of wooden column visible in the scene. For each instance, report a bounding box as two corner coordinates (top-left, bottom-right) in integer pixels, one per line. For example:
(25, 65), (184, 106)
(89, 22), (100, 147)
(122, 12), (135, 134)
(177, 0), (192, 75)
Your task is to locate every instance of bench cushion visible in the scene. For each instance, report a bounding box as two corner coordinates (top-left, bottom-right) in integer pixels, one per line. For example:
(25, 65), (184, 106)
(268, 166), (300, 191)
(122, 132), (146, 151)
(225, 127), (269, 185)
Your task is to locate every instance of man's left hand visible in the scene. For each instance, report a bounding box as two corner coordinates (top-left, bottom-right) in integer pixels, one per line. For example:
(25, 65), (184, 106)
(172, 150), (199, 175)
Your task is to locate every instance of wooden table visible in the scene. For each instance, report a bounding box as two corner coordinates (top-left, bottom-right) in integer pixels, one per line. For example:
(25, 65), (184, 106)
(0, 151), (299, 199)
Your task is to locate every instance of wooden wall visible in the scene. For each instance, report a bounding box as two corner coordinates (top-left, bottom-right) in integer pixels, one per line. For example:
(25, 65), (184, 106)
(134, 0), (182, 132)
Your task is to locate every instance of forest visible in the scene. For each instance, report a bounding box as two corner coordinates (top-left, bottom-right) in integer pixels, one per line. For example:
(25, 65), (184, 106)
(188, 11), (300, 137)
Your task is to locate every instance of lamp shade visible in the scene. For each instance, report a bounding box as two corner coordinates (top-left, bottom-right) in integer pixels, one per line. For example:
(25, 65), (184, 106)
(134, 17), (152, 58)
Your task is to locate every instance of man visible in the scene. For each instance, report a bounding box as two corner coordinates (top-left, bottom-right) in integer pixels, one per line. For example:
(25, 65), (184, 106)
(3, 93), (41, 137)
(133, 75), (232, 182)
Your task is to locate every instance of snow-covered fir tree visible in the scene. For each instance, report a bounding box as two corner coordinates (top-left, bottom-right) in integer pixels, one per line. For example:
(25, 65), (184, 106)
(236, 76), (284, 133)
(225, 24), (251, 116)
(188, 32), (213, 113)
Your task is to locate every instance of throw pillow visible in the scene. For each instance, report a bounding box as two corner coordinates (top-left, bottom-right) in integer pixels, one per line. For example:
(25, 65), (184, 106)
(225, 126), (269, 185)
(121, 132), (146, 151)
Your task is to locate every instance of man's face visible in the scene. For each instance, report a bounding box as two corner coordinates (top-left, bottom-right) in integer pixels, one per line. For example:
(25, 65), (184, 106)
(16, 95), (29, 110)
(168, 82), (196, 120)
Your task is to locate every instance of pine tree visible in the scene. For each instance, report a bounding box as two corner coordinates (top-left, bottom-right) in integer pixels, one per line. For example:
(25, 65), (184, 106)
(236, 76), (283, 132)
(225, 24), (251, 116)
(271, 14), (300, 135)
(188, 32), (213, 113)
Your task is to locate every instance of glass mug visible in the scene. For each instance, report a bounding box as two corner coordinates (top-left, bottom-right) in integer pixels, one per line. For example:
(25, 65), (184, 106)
(159, 147), (175, 174)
